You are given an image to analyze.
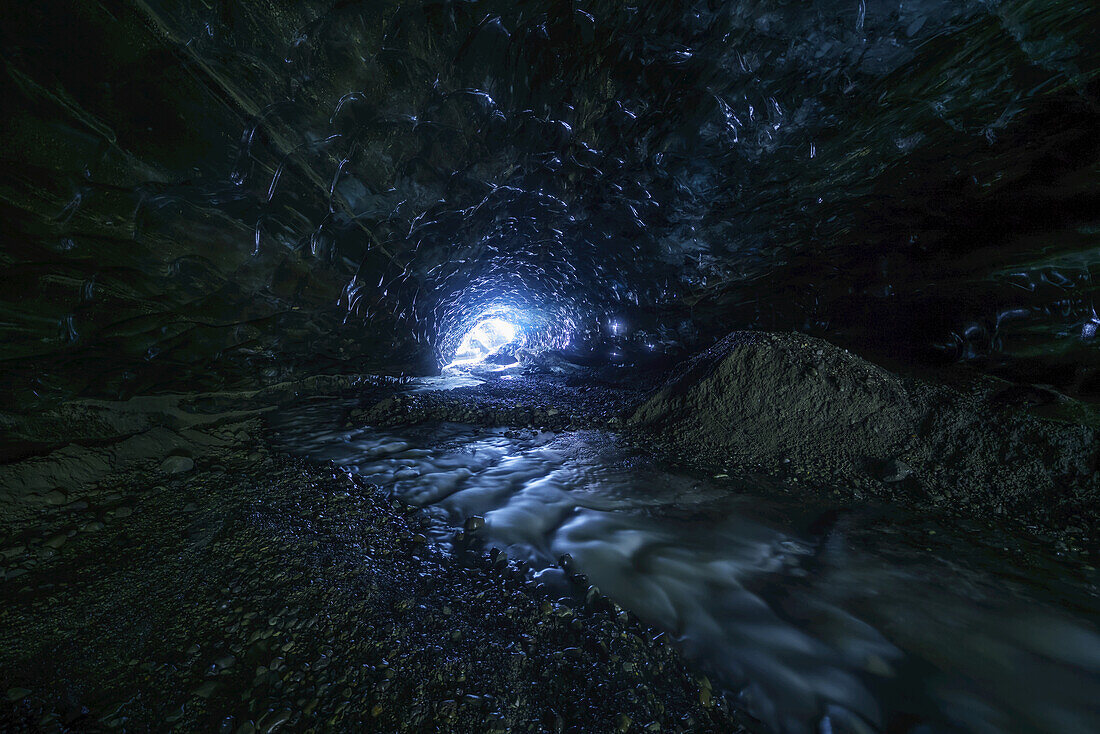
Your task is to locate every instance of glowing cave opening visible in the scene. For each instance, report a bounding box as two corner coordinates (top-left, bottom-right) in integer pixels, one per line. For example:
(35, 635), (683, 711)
(445, 317), (519, 370)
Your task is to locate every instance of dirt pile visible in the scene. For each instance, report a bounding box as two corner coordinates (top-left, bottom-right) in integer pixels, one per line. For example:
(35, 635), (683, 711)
(629, 331), (1099, 530)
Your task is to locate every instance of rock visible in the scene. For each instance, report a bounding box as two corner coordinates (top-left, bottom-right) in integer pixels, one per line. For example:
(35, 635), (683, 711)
(879, 459), (912, 483)
(213, 655), (236, 671)
(44, 533), (68, 549)
(160, 456), (194, 474)
(258, 708), (291, 733)
(6, 687), (31, 701)
(463, 515), (485, 532)
(193, 681), (218, 698)
(1, 545), (25, 559)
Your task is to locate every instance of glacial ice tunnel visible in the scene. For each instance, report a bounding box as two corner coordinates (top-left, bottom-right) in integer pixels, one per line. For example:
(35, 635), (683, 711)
(2, 0), (1098, 401)
(1, 1), (1099, 733)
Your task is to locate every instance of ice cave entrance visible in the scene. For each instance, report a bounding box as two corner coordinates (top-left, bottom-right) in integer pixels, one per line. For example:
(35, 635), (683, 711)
(446, 317), (519, 369)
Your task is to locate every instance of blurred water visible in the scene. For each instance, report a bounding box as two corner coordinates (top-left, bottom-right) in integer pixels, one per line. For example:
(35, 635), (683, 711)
(272, 403), (1100, 734)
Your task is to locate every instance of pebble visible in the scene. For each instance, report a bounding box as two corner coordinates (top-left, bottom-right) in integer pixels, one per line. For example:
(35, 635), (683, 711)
(44, 533), (68, 549)
(7, 687), (31, 701)
(160, 456), (195, 474)
(258, 708), (291, 733)
(193, 681), (218, 698)
(42, 490), (68, 506)
(213, 655), (237, 671)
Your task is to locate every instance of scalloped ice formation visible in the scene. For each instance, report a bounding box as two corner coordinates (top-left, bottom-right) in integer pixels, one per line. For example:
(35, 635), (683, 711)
(1, 0), (1098, 406)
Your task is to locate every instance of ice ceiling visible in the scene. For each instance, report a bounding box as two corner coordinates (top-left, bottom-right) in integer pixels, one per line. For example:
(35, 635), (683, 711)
(1, 0), (1098, 402)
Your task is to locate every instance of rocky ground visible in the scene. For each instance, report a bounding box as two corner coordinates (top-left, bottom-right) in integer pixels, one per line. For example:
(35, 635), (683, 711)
(348, 364), (658, 432)
(3, 331), (1098, 732)
(0, 386), (748, 733)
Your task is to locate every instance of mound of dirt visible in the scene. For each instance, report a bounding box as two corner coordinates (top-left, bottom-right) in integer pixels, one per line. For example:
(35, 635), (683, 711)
(629, 331), (1099, 531)
(630, 332), (918, 468)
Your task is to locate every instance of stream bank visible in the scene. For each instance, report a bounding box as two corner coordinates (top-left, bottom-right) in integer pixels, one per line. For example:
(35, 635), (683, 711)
(0, 396), (744, 733)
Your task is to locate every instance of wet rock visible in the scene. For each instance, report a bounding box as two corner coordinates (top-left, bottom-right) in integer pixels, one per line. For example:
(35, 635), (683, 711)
(42, 490), (68, 506)
(160, 456), (195, 474)
(464, 515), (485, 532)
(213, 655), (236, 671)
(44, 533), (68, 549)
(258, 708), (291, 733)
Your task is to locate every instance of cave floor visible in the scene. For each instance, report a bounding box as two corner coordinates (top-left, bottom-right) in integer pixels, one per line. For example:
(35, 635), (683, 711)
(2, 367), (1097, 733)
(0, 411), (742, 733)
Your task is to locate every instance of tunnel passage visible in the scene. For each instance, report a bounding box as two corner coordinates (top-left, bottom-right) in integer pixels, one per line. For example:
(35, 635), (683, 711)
(1, 0), (1098, 405)
(2, 4), (1100, 733)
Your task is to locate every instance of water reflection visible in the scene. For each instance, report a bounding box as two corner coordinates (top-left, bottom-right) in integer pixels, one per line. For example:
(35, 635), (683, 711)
(273, 404), (1100, 734)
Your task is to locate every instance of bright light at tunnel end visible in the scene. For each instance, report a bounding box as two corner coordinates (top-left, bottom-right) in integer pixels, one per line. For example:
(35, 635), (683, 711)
(444, 316), (520, 370)
(438, 302), (578, 372)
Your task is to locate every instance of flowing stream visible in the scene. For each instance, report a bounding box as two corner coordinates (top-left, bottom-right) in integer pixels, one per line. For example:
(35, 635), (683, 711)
(271, 395), (1100, 734)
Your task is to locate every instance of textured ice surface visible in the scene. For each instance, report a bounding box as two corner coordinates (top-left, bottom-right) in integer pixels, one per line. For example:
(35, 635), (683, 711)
(2, 0), (1098, 400)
